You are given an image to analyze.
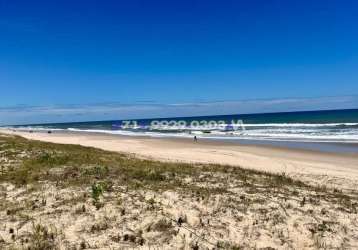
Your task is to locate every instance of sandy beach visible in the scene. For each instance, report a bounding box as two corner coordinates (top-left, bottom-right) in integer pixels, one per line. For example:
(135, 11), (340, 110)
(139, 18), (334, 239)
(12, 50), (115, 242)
(2, 129), (358, 190)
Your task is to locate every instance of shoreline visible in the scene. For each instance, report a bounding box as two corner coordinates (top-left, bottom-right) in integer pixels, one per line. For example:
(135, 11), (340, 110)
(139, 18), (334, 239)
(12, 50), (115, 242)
(2, 128), (358, 190)
(4, 127), (358, 153)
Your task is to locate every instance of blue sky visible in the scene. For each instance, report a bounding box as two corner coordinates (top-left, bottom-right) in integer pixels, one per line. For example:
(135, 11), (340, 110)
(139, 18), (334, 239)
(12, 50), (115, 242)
(1, 0), (358, 124)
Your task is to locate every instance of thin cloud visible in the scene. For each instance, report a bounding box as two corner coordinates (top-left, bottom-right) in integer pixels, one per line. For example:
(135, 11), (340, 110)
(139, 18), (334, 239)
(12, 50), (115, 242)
(0, 95), (357, 125)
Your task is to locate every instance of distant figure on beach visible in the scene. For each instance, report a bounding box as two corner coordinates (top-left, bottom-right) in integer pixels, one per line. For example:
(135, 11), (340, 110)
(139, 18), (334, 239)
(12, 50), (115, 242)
(194, 136), (197, 142)
(48, 130), (52, 134)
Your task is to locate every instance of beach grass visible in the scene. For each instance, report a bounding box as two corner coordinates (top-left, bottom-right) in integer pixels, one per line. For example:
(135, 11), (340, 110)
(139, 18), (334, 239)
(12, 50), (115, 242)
(1, 133), (358, 249)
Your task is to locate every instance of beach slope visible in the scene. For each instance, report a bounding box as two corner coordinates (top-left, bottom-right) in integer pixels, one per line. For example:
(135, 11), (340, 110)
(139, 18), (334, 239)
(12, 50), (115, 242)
(1, 132), (358, 249)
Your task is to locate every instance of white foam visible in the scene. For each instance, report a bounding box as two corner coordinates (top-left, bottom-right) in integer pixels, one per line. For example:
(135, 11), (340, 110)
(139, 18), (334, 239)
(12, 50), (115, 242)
(9, 124), (358, 143)
(239, 123), (358, 127)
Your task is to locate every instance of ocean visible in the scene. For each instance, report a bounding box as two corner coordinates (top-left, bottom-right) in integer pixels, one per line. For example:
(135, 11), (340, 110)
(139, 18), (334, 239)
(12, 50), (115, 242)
(11, 109), (358, 145)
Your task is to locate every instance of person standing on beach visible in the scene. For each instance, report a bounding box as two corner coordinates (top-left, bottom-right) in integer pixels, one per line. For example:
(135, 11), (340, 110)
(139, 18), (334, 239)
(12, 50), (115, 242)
(194, 136), (198, 142)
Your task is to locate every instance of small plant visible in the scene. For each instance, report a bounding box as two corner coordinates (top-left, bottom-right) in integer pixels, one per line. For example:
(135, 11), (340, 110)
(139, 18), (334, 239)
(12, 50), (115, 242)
(91, 183), (104, 209)
(74, 204), (86, 214)
(177, 214), (187, 226)
(90, 220), (109, 233)
(91, 183), (103, 202)
(116, 197), (122, 206)
(27, 224), (58, 250)
(79, 240), (87, 249)
(147, 197), (156, 209)
(152, 218), (173, 232)
(300, 197), (306, 207)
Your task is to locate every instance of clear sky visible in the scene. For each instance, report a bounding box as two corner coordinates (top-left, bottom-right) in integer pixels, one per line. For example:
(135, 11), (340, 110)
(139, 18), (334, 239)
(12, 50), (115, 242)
(1, 0), (358, 124)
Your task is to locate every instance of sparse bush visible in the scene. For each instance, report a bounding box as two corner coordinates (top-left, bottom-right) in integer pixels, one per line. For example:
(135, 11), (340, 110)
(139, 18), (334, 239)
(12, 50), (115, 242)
(152, 218), (173, 232)
(91, 183), (104, 209)
(27, 224), (58, 250)
(91, 183), (103, 202)
(90, 220), (109, 233)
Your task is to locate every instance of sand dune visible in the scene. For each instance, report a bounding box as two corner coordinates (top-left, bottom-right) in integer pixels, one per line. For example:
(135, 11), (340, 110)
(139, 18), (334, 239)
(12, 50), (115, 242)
(1, 130), (358, 249)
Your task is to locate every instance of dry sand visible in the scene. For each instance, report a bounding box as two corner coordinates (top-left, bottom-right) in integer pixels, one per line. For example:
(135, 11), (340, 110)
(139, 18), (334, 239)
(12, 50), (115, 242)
(1, 130), (358, 249)
(2, 129), (358, 190)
